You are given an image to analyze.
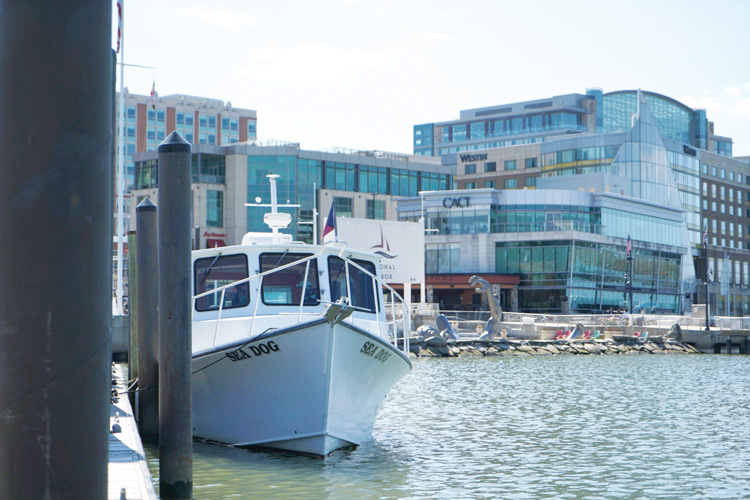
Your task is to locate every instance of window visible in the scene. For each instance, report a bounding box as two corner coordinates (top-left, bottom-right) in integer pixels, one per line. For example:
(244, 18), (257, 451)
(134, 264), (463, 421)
(721, 221), (726, 234)
(720, 186), (725, 200)
(702, 164), (708, 174)
(525, 157), (537, 168)
(711, 184), (717, 197)
(328, 257), (378, 313)
(711, 202), (716, 212)
(366, 199), (385, 220)
(721, 169), (726, 179)
(525, 177), (536, 187)
(702, 200), (708, 210)
(194, 254), (249, 311)
(156, 110), (165, 122)
(465, 182), (477, 189)
(484, 180), (495, 188)
(505, 160), (517, 171)
(712, 166), (717, 176)
(730, 172), (735, 182)
(260, 253), (320, 306)
(505, 178), (517, 189)
(730, 206), (735, 216)
(702, 182), (708, 196)
(721, 204), (726, 214)
(334, 197), (353, 217)
(465, 164), (476, 174)
(207, 190), (223, 227)
(484, 162), (496, 172)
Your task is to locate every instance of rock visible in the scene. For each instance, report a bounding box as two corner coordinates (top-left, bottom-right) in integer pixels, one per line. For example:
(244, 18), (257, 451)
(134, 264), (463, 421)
(427, 345), (450, 357)
(544, 345), (561, 355)
(417, 347), (436, 357)
(583, 343), (602, 354)
(425, 335), (447, 347)
(459, 348), (484, 357)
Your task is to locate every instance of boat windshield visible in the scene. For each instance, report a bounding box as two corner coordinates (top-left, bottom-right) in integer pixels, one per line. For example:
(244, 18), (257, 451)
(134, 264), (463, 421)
(328, 256), (378, 313)
(194, 254), (250, 311)
(259, 253), (320, 306)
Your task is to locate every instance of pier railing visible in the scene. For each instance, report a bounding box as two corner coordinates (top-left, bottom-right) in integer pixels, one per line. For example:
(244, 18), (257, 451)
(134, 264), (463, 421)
(416, 306), (750, 334)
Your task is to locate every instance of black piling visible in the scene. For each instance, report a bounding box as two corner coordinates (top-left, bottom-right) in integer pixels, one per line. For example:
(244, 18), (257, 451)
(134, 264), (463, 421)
(136, 198), (159, 443)
(158, 132), (193, 499)
(0, 1), (112, 498)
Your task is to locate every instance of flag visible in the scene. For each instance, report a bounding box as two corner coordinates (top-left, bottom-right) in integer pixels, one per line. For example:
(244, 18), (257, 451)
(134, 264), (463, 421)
(322, 202), (337, 241)
(626, 234), (632, 257)
(116, 0), (123, 54)
(703, 224), (708, 249)
(150, 80), (156, 110)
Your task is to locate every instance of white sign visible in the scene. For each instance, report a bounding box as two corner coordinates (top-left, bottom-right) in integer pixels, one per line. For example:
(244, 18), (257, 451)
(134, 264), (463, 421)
(334, 218), (425, 284)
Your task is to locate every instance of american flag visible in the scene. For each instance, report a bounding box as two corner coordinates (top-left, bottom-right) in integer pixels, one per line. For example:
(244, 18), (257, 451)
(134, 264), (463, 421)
(703, 224), (708, 249)
(116, 0), (123, 54)
(626, 234), (632, 257)
(150, 80), (156, 110)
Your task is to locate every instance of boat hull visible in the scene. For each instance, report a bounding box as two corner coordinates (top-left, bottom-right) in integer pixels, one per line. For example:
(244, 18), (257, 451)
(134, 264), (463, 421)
(191, 318), (411, 456)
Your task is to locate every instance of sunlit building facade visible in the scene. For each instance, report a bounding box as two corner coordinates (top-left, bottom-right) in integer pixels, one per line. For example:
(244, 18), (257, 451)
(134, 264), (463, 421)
(131, 142), (451, 249)
(405, 91), (750, 315)
(415, 88), (733, 158)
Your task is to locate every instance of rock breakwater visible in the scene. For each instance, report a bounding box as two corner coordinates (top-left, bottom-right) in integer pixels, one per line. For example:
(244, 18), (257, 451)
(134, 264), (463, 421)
(409, 336), (701, 358)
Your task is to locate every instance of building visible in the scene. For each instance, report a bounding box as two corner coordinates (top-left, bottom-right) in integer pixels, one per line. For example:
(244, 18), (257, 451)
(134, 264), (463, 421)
(112, 90), (258, 303)
(406, 90), (749, 316)
(414, 88), (733, 158)
(115, 90), (258, 223)
(130, 142), (452, 249)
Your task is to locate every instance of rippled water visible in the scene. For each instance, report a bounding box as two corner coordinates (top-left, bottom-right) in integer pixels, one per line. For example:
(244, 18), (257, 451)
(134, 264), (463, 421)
(147, 355), (750, 499)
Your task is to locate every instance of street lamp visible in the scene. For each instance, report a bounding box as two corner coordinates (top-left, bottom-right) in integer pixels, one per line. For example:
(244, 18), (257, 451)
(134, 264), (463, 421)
(705, 268), (713, 331)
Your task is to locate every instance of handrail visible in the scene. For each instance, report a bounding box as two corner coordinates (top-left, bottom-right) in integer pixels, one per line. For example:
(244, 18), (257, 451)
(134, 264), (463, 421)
(192, 246), (411, 356)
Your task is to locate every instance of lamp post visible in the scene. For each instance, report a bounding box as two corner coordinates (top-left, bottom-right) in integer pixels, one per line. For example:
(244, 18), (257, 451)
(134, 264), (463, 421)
(705, 268), (713, 331)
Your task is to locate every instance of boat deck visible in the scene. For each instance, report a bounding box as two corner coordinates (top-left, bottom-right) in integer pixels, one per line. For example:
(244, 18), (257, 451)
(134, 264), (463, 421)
(108, 364), (158, 500)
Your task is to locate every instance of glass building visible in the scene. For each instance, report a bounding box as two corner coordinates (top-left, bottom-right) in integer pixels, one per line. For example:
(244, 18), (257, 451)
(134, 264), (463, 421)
(132, 142), (452, 248)
(398, 188), (688, 314)
(415, 88), (733, 159)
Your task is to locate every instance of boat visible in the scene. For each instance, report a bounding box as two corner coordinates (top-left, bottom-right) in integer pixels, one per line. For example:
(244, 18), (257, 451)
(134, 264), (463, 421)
(190, 175), (412, 456)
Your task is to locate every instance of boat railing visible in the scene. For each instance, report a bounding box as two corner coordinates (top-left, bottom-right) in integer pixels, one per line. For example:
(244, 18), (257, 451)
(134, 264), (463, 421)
(192, 244), (411, 356)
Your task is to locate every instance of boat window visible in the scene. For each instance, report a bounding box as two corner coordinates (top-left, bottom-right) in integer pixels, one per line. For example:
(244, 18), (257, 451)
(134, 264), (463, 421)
(259, 253), (320, 306)
(327, 257), (379, 313)
(194, 254), (250, 311)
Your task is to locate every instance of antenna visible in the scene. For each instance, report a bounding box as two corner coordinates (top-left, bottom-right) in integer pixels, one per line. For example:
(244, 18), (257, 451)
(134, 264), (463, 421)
(244, 174), (301, 244)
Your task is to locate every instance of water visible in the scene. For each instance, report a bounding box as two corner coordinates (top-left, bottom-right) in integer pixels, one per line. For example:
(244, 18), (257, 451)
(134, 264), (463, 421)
(147, 355), (750, 499)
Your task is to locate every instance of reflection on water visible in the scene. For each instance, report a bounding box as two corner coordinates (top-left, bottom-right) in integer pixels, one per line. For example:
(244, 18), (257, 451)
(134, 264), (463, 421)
(148, 356), (750, 499)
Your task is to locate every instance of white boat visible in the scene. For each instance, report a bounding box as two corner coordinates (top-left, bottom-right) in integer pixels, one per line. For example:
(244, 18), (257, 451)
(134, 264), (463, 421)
(190, 175), (412, 456)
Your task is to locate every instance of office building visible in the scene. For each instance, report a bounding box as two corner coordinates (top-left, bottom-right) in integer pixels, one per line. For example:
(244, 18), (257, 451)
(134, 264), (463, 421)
(405, 90), (749, 315)
(130, 142), (452, 249)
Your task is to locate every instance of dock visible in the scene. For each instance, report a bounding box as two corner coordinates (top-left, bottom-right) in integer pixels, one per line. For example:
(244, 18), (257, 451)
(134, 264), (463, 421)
(109, 364), (158, 500)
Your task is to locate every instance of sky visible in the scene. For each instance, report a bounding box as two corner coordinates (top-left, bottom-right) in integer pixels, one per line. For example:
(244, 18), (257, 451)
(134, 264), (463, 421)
(115, 0), (750, 156)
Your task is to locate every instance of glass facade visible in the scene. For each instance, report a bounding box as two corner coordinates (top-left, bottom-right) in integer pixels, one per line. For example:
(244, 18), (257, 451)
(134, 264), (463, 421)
(206, 190), (223, 227)
(496, 241), (682, 314)
(603, 91), (693, 144)
(246, 154), (451, 242)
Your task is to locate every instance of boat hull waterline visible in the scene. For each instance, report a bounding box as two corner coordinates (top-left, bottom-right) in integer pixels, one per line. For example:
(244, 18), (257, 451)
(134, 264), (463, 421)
(192, 318), (412, 456)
